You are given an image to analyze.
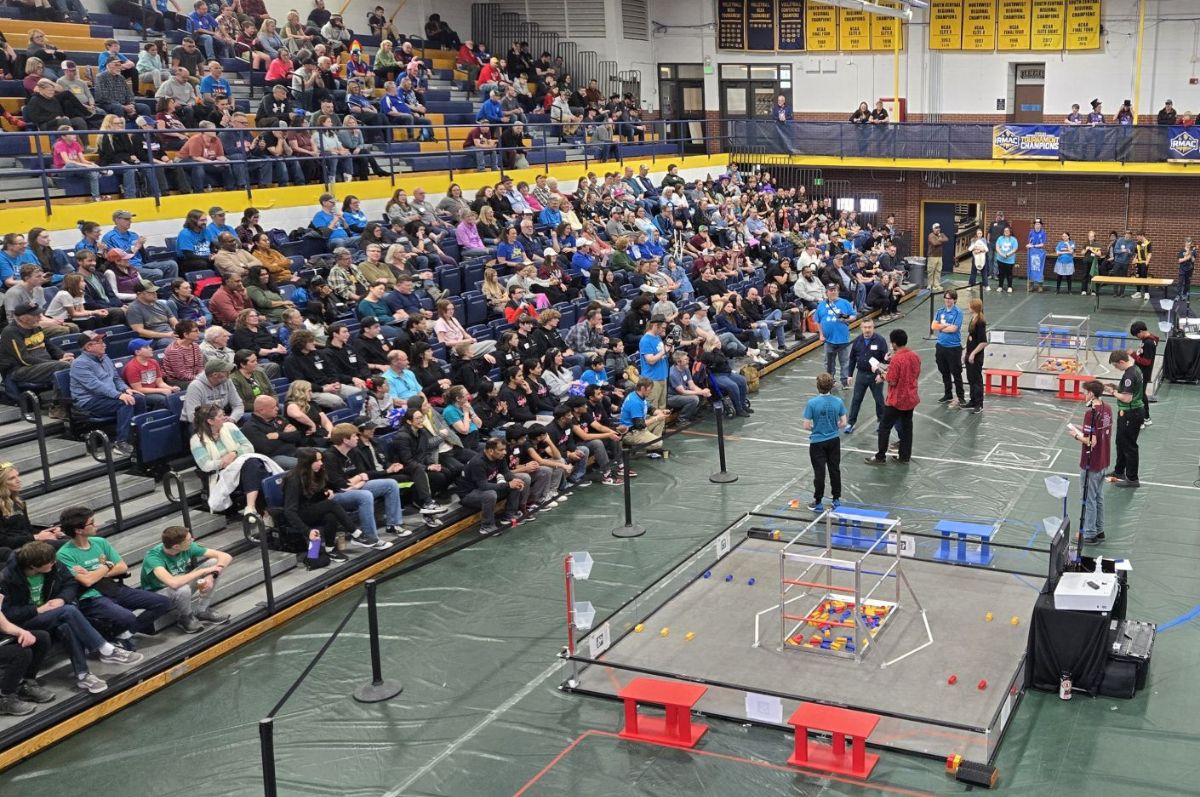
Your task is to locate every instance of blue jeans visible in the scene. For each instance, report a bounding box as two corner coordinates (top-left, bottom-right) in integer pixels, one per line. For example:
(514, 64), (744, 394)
(81, 584), (173, 636)
(968, 259), (989, 288)
(333, 478), (402, 539)
(710, 372), (748, 411)
(847, 369), (884, 426)
(762, 308), (787, 347)
(137, 259), (180, 281)
(62, 162), (100, 200)
(567, 444), (589, 482)
(23, 605), (107, 678)
(181, 160), (234, 191)
(75, 393), (147, 442)
(472, 147), (499, 170)
(823, 341), (851, 385)
(1081, 469), (1105, 539)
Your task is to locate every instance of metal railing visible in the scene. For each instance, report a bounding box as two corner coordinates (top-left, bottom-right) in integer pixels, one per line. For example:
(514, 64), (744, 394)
(17, 391), (52, 489)
(85, 429), (125, 533)
(162, 470), (193, 530)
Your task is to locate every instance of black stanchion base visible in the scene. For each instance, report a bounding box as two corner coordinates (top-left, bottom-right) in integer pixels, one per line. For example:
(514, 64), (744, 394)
(353, 679), (404, 703)
(709, 471), (739, 484)
(611, 524), (646, 538)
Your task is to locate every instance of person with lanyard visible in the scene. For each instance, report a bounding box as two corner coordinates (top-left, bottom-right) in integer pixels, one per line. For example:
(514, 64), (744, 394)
(1177, 237), (1194, 300)
(930, 289), (965, 407)
(1054, 231), (1076, 295)
(1103, 350), (1144, 489)
(843, 317), (887, 435)
(963, 298), (988, 414)
(1132, 231), (1153, 302)
(1069, 380), (1113, 544)
(1026, 218), (1046, 292)
(803, 372), (847, 511)
(1110, 230), (1135, 297)
(864, 328), (920, 466)
(994, 225), (1018, 293)
(815, 283), (856, 389)
(638, 314), (670, 409)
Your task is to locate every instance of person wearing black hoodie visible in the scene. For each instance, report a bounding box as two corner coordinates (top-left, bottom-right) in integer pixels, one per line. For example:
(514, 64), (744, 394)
(386, 407), (454, 515)
(282, 329), (354, 409)
(321, 323), (371, 388)
(281, 448), (352, 562)
(455, 437), (529, 535)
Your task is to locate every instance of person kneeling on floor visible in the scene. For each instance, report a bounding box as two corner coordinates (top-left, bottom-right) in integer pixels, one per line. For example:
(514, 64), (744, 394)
(139, 526), (233, 635)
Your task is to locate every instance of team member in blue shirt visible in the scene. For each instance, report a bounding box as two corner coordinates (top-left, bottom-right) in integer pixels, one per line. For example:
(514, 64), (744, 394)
(930, 289), (965, 405)
(202, 207), (237, 245)
(815, 283), (856, 388)
(1109, 231), (1135, 297)
(311, 193), (350, 242)
(175, 209), (212, 272)
(803, 372), (847, 510)
(101, 210), (179, 282)
(638, 314), (670, 409)
(618, 377), (667, 458)
(1026, 219), (1047, 292)
(843, 317), (888, 434)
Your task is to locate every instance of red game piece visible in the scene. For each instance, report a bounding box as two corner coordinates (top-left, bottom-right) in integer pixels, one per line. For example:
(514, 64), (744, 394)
(947, 675), (957, 685)
(977, 679), (987, 690)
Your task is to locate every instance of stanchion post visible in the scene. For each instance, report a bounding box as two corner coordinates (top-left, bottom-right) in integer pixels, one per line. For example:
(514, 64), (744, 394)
(353, 579), (404, 703)
(709, 407), (738, 484)
(610, 446), (645, 538)
(259, 717), (278, 797)
(923, 287), (938, 341)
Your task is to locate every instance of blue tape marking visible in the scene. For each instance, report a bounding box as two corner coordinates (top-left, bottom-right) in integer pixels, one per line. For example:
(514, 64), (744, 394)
(1159, 604), (1200, 633)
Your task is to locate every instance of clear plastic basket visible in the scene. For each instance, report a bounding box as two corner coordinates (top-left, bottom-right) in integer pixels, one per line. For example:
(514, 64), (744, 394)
(1044, 475), (1070, 499)
(569, 551), (594, 580)
(1043, 517), (1064, 538)
(573, 601), (595, 630)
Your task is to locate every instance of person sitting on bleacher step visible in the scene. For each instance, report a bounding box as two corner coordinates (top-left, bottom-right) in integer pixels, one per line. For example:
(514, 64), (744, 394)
(0, 303), (73, 403)
(139, 525), (232, 634)
(4, 265), (75, 338)
(0, 601), (54, 718)
(55, 61), (106, 127)
(95, 58), (153, 123)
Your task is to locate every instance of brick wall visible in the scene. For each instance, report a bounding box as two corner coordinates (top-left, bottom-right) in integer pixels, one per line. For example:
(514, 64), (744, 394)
(813, 169), (1193, 279)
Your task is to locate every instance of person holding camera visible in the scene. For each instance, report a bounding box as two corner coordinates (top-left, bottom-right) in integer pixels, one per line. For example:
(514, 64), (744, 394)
(638, 313), (672, 409)
(815, 283), (856, 389)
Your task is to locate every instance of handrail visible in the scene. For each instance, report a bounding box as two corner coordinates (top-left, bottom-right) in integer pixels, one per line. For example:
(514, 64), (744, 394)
(242, 512), (276, 615)
(17, 391), (52, 489)
(162, 470), (194, 530)
(85, 429), (125, 533)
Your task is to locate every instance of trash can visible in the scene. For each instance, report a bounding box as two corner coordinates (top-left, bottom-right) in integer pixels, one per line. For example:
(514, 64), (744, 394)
(904, 256), (926, 289)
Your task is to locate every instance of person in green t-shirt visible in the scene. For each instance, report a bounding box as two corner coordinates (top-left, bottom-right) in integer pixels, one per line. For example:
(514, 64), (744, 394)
(140, 525), (233, 635)
(56, 507), (171, 649)
(0, 542), (143, 694)
(1104, 350), (1146, 487)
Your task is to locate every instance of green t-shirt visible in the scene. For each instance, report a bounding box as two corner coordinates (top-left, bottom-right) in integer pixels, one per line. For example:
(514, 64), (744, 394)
(26, 573), (45, 606)
(140, 541), (208, 592)
(56, 537), (123, 601)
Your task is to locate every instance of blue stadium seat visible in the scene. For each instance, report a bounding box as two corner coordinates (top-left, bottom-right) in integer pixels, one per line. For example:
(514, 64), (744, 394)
(464, 291), (487, 326)
(344, 392), (364, 415)
(326, 408), (358, 425)
(261, 473), (286, 508)
(133, 409), (185, 467)
(463, 261), (484, 289)
(554, 302), (577, 328)
(436, 264), (463, 296)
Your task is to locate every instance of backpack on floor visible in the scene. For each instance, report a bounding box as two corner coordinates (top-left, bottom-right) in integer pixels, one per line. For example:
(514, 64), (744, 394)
(740, 364), (761, 393)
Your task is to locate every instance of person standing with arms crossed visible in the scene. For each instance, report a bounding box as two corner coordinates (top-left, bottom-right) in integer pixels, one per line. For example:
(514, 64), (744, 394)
(963, 298), (987, 414)
(994, 226), (1018, 293)
(931, 290), (965, 407)
(865, 328), (920, 465)
(803, 372), (847, 511)
(926, 223), (949, 293)
(1132, 231), (1152, 302)
(1069, 380), (1112, 544)
(843, 317), (887, 435)
(1103, 350), (1144, 488)
(815, 283), (856, 389)
(986, 211), (1008, 286)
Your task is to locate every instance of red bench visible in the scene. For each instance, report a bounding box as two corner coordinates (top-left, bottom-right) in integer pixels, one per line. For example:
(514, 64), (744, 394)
(617, 677), (709, 749)
(984, 369), (1022, 397)
(1056, 373), (1090, 401)
(787, 702), (880, 778)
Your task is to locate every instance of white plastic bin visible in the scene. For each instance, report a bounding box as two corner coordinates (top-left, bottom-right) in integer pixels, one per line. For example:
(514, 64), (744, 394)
(573, 601), (595, 630)
(1044, 475), (1069, 499)
(1043, 517), (1064, 538)
(569, 551), (594, 580)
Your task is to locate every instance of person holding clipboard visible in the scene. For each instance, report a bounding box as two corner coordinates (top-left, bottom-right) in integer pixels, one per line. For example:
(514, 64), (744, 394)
(1068, 380), (1112, 543)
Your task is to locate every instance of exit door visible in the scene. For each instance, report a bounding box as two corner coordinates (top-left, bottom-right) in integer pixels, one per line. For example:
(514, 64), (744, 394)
(1014, 84), (1044, 123)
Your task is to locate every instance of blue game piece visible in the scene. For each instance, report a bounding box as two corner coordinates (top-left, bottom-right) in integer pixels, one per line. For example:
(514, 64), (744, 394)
(725, 574), (733, 582)
(703, 570), (711, 578)
(747, 577), (756, 586)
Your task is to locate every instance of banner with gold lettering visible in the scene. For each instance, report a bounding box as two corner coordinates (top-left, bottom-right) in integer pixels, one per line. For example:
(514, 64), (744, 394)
(1065, 0), (1100, 50)
(996, 0), (1032, 50)
(962, 0), (996, 50)
(776, 0), (806, 50)
(805, 1), (837, 51)
(745, 0), (777, 50)
(716, 0), (746, 50)
(838, 7), (870, 51)
(929, 0), (964, 50)
(992, 124), (1061, 159)
(1030, 0), (1065, 50)
(871, 0), (904, 51)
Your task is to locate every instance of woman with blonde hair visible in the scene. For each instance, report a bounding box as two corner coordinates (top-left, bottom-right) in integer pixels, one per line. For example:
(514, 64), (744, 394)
(0, 464), (65, 550)
(190, 403), (281, 514)
(476, 205), (502, 244)
(97, 114), (140, 199)
(481, 267), (508, 314)
(373, 39), (399, 84)
(282, 10), (312, 52)
(284, 379), (333, 441)
(963, 298), (988, 414)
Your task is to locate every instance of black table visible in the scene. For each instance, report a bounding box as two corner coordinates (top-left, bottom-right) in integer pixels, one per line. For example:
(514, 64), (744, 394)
(1164, 335), (1200, 383)
(1025, 588), (1124, 695)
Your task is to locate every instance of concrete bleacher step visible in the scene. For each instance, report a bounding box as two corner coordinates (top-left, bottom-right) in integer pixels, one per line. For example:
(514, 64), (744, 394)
(0, 416), (64, 447)
(25, 472), (158, 527)
(0, 405), (20, 424)
(6, 438), (88, 473)
(105, 510), (230, 570)
(12, 448), (133, 497)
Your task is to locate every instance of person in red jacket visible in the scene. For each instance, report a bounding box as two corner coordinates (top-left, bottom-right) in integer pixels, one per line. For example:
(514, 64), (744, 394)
(865, 328), (921, 465)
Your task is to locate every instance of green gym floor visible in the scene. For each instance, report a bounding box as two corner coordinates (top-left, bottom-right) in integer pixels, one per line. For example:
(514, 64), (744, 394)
(4, 286), (1198, 797)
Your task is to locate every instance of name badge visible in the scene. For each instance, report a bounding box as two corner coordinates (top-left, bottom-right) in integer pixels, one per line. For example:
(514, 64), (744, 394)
(314, 360), (324, 370)
(869, 344), (878, 351)
(348, 354), (358, 364)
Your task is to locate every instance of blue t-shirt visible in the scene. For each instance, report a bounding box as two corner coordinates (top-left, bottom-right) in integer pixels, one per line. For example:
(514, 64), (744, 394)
(995, 235), (1018, 263)
(204, 222), (237, 245)
(815, 298), (854, 344)
(580, 368), (608, 386)
(442, 404), (478, 433)
(638, 333), (667, 381)
(619, 391), (648, 427)
(0, 249), (39, 284)
(668, 365), (694, 394)
(1055, 240), (1075, 267)
(101, 229), (145, 266)
(496, 241), (525, 264)
(569, 252), (593, 275)
(803, 394), (845, 444)
(198, 75), (231, 99)
(311, 211), (348, 240)
(176, 226), (210, 257)
(1028, 228), (1046, 249)
(934, 304), (963, 348)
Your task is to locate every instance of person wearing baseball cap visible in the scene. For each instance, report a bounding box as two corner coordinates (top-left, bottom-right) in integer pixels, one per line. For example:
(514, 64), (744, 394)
(638, 313), (671, 409)
(68, 330), (144, 455)
(126, 278), (180, 349)
(181, 357), (244, 423)
(926, 222), (950, 292)
(0, 303), (75, 401)
(102, 210), (180, 282)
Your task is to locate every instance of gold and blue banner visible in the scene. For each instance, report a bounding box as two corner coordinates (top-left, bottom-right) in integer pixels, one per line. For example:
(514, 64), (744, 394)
(991, 124), (1061, 159)
(1167, 126), (1200, 162)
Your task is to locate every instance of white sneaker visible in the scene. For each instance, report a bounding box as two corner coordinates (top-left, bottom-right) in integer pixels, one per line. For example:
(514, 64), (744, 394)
(753, 356), (768, 366)
(1142, 419), (1153, 427)
(1080, 289), (1087, 294)
(985, 286), (991, 292)
(1131, 291), (1141, 299)
(746, 348), (759, 359)
(1007, 287), (1013, 293)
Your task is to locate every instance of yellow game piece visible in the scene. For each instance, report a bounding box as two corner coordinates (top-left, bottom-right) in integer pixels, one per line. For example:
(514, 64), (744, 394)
(985, 612), (993, 622)
(634, 624), (644, 633)
(772, 530), (782, 540)
(659, 627), (669, 637)
(685, 631), (696, 641)
(1011, 615), (1020, 626)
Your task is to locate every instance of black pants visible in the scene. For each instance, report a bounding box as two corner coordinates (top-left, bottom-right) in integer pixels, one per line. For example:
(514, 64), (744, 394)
(79, 585), (172, 638)
(997, 262), (1014, 289)
(935, 344), (964, 401)
(1138, 365), (1152, 418)
(875, 405), (913, 461)
(294, 498), (356, 546)
(0, 631), (52, 694)
(1135, 262), (1149, 295)
(1113, 407), (1144, 481)
(809, 437), (842, 502)
(965, 354), (984, 408)
(1055, 274), (1074, 293)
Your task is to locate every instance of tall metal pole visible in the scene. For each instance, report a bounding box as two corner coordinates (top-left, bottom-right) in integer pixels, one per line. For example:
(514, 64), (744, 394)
(709, 408), (738, 483)
(1131, 0), (1147, 122)
(353, 579), (404, 703)
(259, 718), (278, 797)
(610, 446), (645, 538)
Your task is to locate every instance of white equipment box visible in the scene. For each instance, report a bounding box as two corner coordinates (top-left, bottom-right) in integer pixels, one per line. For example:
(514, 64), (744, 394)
(1054, 572), (1119, 612)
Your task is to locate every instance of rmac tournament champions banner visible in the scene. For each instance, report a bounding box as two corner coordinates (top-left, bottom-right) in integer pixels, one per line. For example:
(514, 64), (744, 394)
(1167, 126), (1200, 162)
(991, 124), (1062, 159)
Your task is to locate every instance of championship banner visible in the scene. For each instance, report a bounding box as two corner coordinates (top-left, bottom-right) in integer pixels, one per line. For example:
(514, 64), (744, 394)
(717, 0), (747, 50)
(997, 0), (1032, 50)
(838, 6), (871, 51)
(929, 0), (964, 50)
(1030, 0), (1065, 50)
(776, 0), (806, 50)
(1027, 248), (1046, 283)
(962, 0), (996, 51)
(1065, 0), (1100, 50)
(805, 1), (838, 51)
(746, 0), (777, 50)
(992, 124), (1062, 159)
(871, 0), (903, 50)
(1167, 126), (1200, 162)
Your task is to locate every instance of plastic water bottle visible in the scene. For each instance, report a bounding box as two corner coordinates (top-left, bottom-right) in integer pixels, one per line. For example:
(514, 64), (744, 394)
(307, 536), (322, 560)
